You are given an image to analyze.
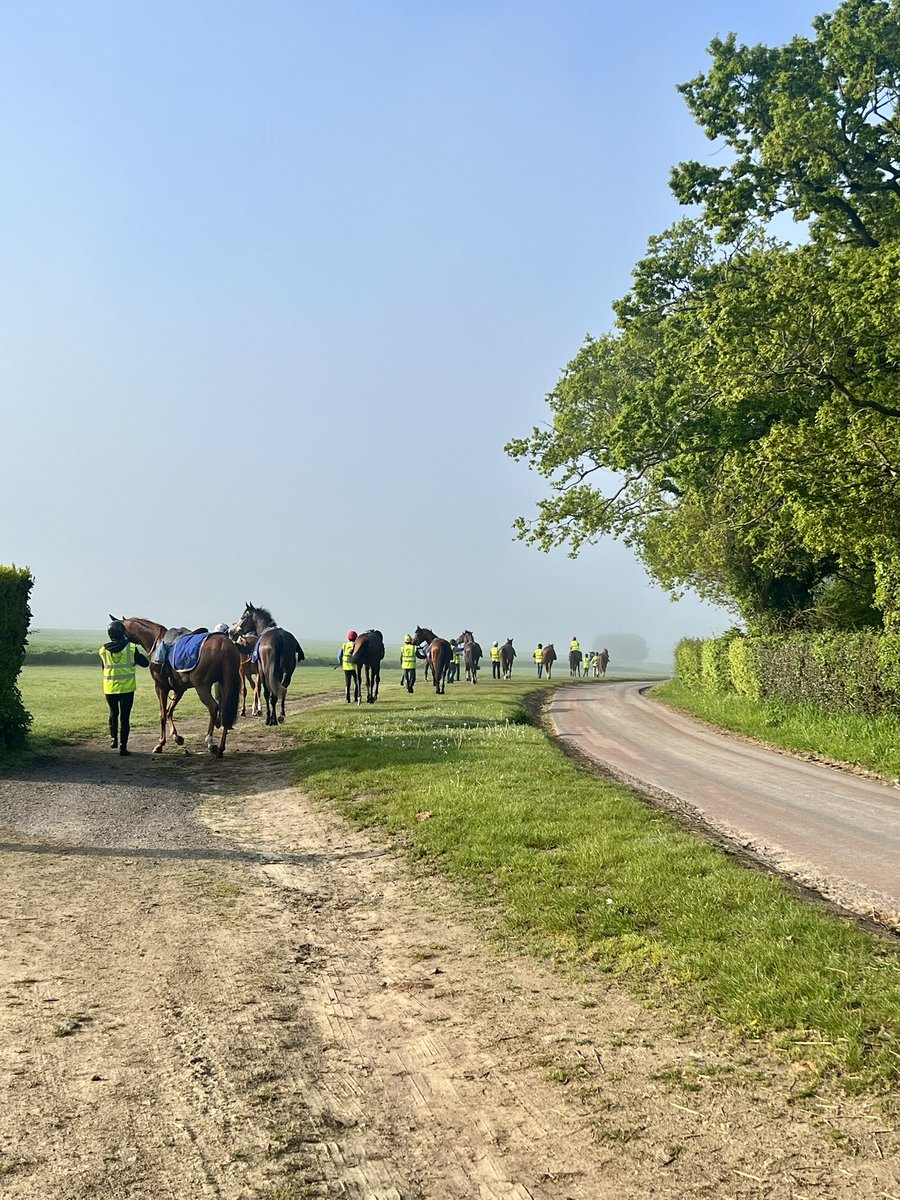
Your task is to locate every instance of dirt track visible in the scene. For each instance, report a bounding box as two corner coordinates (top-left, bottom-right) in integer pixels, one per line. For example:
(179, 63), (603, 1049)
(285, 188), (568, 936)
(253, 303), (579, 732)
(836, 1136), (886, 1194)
(0, 704), (898, 1198)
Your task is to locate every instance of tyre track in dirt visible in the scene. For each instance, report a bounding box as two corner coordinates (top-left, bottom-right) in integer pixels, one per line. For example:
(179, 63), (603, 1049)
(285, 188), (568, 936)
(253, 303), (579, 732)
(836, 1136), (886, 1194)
(0, 701), (898, 1198)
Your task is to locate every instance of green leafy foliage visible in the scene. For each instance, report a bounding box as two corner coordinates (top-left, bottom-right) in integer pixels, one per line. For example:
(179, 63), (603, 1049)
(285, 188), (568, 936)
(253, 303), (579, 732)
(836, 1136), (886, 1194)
(0, 566), (34, 751)
(507, 0), (900, 631)
(679, 630), (898, 716)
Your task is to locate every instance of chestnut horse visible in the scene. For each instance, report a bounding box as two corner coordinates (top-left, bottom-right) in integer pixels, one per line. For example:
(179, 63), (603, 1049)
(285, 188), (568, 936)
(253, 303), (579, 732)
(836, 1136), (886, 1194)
(541, 643), (557, 678)
(113, 615), (241, 757)
(412, 626), (452, 694)
(233, 603), (305, 725)
(455, 630), (482, 684)
(230, 630), (260, 717)
(351, 629), (385, 704)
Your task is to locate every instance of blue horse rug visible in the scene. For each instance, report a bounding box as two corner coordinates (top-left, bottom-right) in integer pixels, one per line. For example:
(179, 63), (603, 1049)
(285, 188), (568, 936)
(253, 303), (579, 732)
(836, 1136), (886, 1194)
(169, 632), (211, 672)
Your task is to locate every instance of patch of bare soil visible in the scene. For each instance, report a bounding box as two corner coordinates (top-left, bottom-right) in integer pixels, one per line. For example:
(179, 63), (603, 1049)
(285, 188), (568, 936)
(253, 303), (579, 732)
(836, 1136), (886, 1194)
(0, 705), (898, 1198)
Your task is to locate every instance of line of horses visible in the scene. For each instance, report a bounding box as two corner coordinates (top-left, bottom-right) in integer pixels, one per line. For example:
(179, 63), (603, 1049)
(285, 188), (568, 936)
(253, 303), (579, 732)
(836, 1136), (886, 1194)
(109, 607), (605, 761)
(111, 602), (303, 759)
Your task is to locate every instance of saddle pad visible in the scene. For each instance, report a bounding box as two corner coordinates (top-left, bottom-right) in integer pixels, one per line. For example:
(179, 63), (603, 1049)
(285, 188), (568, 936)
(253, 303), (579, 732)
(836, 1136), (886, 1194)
(169, 632), (210, 671)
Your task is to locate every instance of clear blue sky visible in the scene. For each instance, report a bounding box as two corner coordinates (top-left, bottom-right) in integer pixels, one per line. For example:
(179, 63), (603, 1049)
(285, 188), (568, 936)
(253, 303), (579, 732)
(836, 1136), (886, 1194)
(1, 1), (822, 660)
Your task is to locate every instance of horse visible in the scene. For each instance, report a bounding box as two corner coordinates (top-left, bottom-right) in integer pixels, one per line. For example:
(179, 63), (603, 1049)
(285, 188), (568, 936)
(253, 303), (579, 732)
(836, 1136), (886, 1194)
(541, 643), (557, 679)
(569, 648), (583, 677)
(351, 630), (385, 704)
(598, 648), (609, 677)
(500, 638), (516, 679)
(455, 631), (482, 684)
(230, 629), (260, 717)
(233, 603), (305, 726)
(113, 615), (242, 757)
(412, 626), (452, 694)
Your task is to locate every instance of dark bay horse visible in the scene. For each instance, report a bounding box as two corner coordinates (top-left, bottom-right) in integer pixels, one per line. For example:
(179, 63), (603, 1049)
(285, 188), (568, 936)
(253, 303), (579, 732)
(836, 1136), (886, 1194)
(412, 626), (451, 694)
(541, 643), (557, 678)
(500, 638), (516, 679)
(569, 648), (583, 677)
(114, 615), (241, 757)
(456, 631), (482, 684)
(234, 603), (305, 725)
(351, 630), (385, 704)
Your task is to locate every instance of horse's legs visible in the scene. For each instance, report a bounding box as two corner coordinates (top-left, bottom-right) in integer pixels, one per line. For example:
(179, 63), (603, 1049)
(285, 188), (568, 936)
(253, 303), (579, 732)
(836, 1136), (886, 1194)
(239, 672), (247, 718)
(153, 682), (169, 754)
(194, 681), (221, 754)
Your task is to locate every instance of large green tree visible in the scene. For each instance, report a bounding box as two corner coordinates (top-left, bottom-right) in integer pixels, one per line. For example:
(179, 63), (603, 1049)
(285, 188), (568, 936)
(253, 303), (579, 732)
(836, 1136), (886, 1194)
(507, 0), (900, 631)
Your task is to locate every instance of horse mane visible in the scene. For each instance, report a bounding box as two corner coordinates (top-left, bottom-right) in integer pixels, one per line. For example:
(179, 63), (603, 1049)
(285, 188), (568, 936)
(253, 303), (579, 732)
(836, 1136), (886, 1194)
(246, 602), (276, 630)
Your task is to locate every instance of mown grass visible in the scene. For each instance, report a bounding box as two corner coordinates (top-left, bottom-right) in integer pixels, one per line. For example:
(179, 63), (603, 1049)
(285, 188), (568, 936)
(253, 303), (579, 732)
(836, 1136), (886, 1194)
(655, 679), (900, 781)
(17, 663), (343, 745)
(281, 679), (900, 1094)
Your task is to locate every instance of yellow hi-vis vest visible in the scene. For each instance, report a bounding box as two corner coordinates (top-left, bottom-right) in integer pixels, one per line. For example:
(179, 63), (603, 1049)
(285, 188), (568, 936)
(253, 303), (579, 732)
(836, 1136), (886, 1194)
(400, 644), (417, 669)
(533, 647), (543, 663)
(99, 644), (138, 694)
(570, 639), (580, 652)
(490, 645), (501, 662)
(342, 641), (356, 671)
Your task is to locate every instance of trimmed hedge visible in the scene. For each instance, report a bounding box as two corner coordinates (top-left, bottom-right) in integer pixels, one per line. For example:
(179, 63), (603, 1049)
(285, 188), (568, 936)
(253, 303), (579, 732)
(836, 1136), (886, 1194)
(675, 629), (898, 716)
(0, 566), (34, 750)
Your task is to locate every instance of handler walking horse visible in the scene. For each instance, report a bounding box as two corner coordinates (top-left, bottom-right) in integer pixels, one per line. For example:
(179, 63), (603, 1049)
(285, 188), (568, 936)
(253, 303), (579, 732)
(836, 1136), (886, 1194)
(233, 603), (305, 725)
(351, 630), (385, 704)
(456, 630), (482, 684)
(541, 643), (557, 678)
(114, 615), (241, 757)
(412, 626), (452, 694)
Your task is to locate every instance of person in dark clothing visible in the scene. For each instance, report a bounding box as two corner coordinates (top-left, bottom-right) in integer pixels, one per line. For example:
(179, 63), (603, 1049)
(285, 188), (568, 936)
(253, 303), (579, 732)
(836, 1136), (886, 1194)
(98, 620), (149, 755)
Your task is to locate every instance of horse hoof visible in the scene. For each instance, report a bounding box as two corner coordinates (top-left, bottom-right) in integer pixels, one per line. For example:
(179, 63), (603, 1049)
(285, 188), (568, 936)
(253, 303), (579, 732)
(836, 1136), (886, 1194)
(278, 716), (285, 724)
(175, 736), (185, 746)
(152, 746), (163, 755)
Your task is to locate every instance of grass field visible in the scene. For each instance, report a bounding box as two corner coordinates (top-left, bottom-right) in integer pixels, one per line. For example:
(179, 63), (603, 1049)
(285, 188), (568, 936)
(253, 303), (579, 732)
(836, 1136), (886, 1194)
(10, 651), (900, 1096)
(656, 679), (900, 781)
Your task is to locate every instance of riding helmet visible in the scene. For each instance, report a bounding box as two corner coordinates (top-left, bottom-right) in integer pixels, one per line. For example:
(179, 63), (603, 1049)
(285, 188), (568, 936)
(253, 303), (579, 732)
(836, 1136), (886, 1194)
(347, 630), (357, 641)
(404, 634), (413, 643)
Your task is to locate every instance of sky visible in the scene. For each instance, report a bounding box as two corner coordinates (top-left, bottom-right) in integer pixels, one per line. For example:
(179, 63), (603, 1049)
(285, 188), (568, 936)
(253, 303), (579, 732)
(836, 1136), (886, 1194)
(1, 0), (825, 661)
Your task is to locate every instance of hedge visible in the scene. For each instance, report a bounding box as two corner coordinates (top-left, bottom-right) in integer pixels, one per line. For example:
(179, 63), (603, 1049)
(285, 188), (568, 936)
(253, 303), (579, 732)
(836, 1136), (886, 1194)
(675, 629), (899, 716)
(0, 566), (34, 750)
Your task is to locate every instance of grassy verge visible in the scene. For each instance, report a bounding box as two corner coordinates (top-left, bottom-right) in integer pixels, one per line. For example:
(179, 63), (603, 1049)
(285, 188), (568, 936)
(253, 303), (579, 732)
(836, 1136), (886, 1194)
(16, 663), (347, 745)
(654, 679), (900, 781)
(282, 678), (900, 1094)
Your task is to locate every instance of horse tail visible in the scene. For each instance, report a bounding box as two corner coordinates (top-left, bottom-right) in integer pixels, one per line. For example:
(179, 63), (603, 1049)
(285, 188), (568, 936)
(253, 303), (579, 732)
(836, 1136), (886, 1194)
(219, 645), (241, 731)
(263, 651), (282, 703)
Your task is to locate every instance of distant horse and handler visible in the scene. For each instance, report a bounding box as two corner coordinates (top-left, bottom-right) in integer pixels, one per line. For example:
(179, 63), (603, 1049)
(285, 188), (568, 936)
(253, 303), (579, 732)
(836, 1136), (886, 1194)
(351, 630), (386, 704)
(412, 626), (452, 694)
(500, 638), (516, 679)
(456, 631), (482, 684)
(112, 614), (243, 757)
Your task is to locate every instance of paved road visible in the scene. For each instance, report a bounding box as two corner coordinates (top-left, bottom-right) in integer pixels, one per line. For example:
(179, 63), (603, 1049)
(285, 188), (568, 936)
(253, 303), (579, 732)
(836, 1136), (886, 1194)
(548, 681), (900, 929)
